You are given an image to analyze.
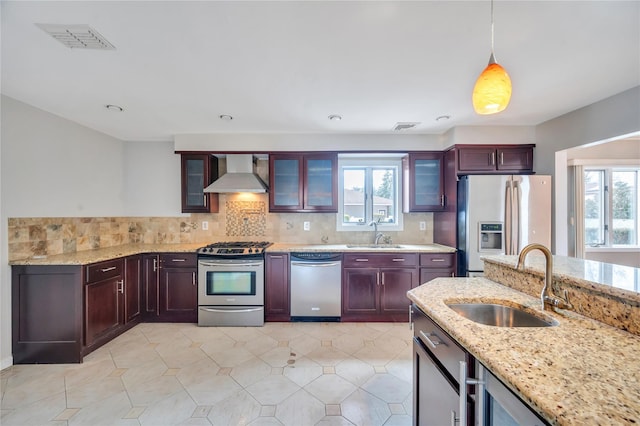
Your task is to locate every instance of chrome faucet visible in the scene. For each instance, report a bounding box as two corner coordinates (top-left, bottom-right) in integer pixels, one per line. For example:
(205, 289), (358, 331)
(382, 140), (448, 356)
(516, 243), (572, 311)
(368, 220), (384, 245)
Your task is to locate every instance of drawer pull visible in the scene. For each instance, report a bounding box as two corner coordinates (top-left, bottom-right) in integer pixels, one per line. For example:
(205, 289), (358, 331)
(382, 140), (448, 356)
(101, 266), (116, 272)
(392, 258), (406, 262)
(420, 330), (446, 349)
(354, 258), (369, 262)
(431, 258), (446, 262)
(171, 258), (186, 262)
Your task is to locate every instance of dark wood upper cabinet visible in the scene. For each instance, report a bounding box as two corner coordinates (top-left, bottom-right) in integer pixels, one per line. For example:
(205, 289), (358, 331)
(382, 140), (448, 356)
(181, 154), (219, 213)
(403, 152), (445, 212)
(456, 145), (534, 174)
(269, 152), (338, 212)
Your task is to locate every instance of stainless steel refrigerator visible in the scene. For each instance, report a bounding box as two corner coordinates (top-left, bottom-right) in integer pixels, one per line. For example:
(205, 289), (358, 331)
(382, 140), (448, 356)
(457, 175), (552, 276)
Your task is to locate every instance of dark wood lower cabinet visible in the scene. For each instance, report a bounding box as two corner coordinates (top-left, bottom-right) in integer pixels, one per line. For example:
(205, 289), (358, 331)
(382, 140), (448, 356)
(12, 255), (143, 364)
(85, 273), (122, 347)
(144, 253), (198, 323)
(159, 266), (198, 322)
(11, 265), (83, 364)
(265, 253), (290, 321)
(342, 253), (419, 322)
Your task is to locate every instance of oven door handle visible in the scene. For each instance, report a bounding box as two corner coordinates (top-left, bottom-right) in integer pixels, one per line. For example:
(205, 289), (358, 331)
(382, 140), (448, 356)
(198, 261), (263, 268)
(199, 307), (263, 313)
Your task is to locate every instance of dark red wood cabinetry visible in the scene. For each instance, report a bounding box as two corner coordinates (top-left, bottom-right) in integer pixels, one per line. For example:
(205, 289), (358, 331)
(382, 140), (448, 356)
(403, 152), (445, 212)
(181, 154), (219, 213)
(11, 255), (142, 364)
(342, 253), (418, 322)
(144, 253), (198, 323)
(265, 253), (290, 321)
(269, 153), (338, 212)
(418, 253), (456, 284)
(85, 259), (123, 347)
(456, 145), (534, 174)
(12, 265), (83, 364)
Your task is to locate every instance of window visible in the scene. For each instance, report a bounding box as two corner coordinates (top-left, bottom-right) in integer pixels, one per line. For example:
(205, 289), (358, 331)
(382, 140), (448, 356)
(584, 167), (639, 247)
(337, 157), (403, 231)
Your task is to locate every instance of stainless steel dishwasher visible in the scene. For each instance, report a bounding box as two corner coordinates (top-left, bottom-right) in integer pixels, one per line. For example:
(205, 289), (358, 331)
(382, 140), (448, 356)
(290, 252), (342, 321)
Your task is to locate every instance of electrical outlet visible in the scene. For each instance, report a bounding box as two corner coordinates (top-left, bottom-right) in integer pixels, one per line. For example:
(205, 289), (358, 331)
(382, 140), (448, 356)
(303, 221), (311, 231)
(419, 221), (426, 231)
(202, 221), (208, 230)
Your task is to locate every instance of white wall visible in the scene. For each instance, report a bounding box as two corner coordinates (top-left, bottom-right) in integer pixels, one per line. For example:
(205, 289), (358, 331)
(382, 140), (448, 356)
(538, 86), (640, 255)
(123, 141), (184, 216)
(0, 96), (126, 368)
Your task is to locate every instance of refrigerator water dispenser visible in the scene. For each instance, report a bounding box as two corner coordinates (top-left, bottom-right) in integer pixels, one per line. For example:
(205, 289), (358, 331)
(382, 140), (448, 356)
(479, 222), (503, 252)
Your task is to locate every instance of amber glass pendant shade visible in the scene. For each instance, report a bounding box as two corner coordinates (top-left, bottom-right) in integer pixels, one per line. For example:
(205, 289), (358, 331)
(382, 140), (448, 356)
(472, 55), (512, 115)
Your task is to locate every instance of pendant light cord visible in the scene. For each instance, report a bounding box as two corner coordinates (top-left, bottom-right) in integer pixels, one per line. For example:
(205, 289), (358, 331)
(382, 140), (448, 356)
(489, 0), (496, 64)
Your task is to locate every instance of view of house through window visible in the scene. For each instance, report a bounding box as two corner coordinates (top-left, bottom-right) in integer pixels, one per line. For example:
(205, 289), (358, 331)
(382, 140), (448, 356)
(338, 157), (402, 231)
(585, 167), (639, 247)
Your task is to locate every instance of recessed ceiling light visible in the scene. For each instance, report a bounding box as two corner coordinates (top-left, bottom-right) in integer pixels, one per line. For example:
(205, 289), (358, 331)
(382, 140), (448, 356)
(435, 115), (451, 122)
(105, 104), (123, 112)
(219, 114), (233, 121)
(328, 114), (342, 121)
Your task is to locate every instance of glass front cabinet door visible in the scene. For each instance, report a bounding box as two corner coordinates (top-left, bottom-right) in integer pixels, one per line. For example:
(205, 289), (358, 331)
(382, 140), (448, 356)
(181, 154), (219, 213)
(269, 153), (337, 212)
(404, 152), (445, 212)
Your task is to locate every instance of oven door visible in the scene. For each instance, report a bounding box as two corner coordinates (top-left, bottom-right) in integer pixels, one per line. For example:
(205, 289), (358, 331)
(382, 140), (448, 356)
(198, 258), (264, 306)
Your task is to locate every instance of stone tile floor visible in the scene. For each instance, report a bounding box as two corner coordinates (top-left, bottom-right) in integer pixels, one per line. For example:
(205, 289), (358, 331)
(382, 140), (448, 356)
(0, 322), (413, 425)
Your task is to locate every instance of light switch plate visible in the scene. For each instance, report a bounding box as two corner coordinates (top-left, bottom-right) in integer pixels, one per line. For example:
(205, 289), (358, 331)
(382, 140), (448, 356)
(304, 221), (310, 231)
(419, 221), (426, 231)
(202, 221), (208, 230)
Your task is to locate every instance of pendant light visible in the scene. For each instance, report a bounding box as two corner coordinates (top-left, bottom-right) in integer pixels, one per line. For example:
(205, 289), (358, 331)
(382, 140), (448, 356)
(472, 0), (512, 115)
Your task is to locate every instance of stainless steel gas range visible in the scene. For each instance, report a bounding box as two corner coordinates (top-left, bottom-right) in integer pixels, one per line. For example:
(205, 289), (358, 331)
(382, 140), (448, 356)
(196, 241), (271, 327)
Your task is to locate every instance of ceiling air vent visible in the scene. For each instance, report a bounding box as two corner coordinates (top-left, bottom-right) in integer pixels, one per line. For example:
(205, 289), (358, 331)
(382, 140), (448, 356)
(36, 24), (115, 50)
(392, 122), (420, 131)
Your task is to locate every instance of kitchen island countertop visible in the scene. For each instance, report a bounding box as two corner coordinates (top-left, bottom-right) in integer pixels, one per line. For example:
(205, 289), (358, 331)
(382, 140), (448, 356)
(408, 277), (640, 426)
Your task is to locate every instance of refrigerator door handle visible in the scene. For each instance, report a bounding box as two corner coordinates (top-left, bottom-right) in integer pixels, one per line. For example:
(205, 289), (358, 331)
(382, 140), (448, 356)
(504, 180), (513, 255)
(513, 181), (521, 253)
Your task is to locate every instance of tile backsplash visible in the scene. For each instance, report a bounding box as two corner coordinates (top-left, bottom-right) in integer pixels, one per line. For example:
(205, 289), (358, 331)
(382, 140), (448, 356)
(7, 193), (435, 261)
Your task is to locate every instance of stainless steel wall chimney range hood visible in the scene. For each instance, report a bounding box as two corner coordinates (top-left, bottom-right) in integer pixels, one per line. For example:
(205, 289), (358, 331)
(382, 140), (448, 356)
(203, 154), (268, 193)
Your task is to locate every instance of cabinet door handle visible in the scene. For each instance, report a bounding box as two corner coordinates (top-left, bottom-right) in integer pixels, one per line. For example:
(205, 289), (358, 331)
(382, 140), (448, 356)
(381, 272), (385, 285)
(270, 255), (284, 259)
(101, 266), (116, 272)
(491, 152), (496, 165)
(355, 258), (369, 262)
(420, 330), (446, 349)
(392, 258), (406, 262)
(376, 272), (380, 285)
(192, 272), (196, 286)
(500, 152), (504, 165)
(203, 194), (207, 206)
(459, 361), (484, 426)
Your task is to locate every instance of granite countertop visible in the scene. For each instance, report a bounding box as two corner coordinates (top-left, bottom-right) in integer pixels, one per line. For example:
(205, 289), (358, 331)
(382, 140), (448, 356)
(482, 254), (640, 300)
(266, 242), (456, 253)
(10, 242), (456, 266)
(408, 277), (640, 426)
(9, 243), (203, 266)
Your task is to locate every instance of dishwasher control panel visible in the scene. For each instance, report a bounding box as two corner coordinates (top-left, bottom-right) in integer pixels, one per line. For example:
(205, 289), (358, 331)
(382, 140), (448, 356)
(290, 252), (342, 262)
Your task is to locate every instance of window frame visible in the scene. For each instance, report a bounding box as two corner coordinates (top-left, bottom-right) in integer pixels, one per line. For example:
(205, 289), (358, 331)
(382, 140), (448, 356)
(336, 156), (404, 232)
(584, 166), (639, 248)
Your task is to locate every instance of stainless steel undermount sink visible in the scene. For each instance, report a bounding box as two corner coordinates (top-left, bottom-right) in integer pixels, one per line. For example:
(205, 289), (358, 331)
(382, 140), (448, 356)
(346, 244), (404, 249)
(446, 302), (558, 327)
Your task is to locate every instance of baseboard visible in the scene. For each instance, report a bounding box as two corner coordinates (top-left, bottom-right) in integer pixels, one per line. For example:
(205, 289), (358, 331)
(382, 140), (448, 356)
(1, 355), (14, 370)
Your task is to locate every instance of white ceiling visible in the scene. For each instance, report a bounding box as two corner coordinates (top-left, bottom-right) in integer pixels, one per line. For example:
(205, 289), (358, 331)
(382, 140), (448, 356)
(2, 1), (639, 142)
